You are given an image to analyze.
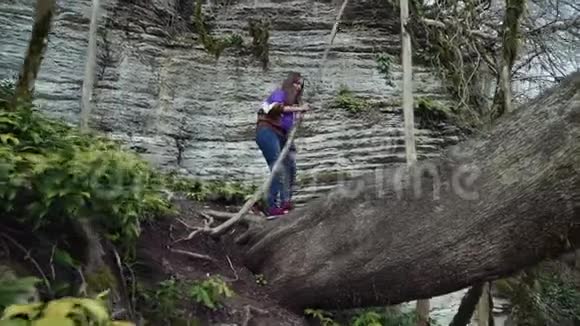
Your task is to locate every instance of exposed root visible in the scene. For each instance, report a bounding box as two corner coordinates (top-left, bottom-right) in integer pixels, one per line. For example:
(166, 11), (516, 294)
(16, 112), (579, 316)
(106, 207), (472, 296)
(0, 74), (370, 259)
(168, 247), (217, 262)
(225, 255), (239, 282)
(242, 304), (269, 326)
(76, 267), (87, 296)
(199, 212), (215, 226)
(0, 232), (52, 294)
(49, 244), (56, 280)
(113, 247), (136, 320)
(172, 218), (210, 244)
(203, 209), (263, 224)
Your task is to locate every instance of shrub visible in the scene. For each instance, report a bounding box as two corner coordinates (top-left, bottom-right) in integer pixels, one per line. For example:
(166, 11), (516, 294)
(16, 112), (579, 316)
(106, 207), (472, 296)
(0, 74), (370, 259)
(0, 105), (172, 253)
(164, 172), (257, 205)
(496, 263), (580, 326)
(329, 86), (373, 114)
(0, 290), (133, 325)
(189, 276), (234, 310)
(414, 97), (455, 128)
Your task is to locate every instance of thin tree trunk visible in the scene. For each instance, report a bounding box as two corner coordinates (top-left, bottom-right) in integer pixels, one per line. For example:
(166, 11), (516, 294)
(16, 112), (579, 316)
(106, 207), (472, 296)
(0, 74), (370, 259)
(492, 0), (526, 118)
(10, 0), (56, 109)
(449, 284), (484, 326)
(80, 0), (101, 131)
(401, 0), (428, 321)
(400, 0), (417, 167)
(476, 282), (491, 326)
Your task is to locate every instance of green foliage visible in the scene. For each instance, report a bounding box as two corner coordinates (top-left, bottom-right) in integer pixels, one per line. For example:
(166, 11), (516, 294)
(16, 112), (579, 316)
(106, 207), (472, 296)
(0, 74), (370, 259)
(85, 266), (117, 296)
(0, 80), (18, 111)
(0, 277), (39, 311)
(192, 0), (270, 69)
(193, 0), (242, 59)
(188, 276), (233, 310)
(329, 86), (373, 114)
(137, 276), (232, 324)
(0, 290), (134, 325)
(305, 307), (438, 326)
(136, 278), (186, 324)
(496, 263), (580, 325)
(304, 309), (340, 326)
(350, 308), (420, 326)
(376, 54), (394, 87)
(164, 172), (257, 205)
(0, 103), (172, 254)
(414, 97), (455, 128)
(248, 18), (270, 70)
(351, 310), (383, 326)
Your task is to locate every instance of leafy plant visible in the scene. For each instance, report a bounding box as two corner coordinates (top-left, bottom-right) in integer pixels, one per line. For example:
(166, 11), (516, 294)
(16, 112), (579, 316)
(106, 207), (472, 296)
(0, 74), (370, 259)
(304, 309), (340, 326)
(376, 54), (394, 86)
(188, 276), (233, 310)
(496, 263), (580, 326)
(164, 172), (257, 205)
(351, 310), (383, 326)
(248, 18), (270, 70)
(0, 277), (40, 311)
(0, 290), (133, 325)
(135, 278), (195, 325)
(329, 86), (373, 114)
(0, 102), (173, 254)
(193, 0), (245, 60)
(0, 80), (18, 111)
(414, 97), (455, 128)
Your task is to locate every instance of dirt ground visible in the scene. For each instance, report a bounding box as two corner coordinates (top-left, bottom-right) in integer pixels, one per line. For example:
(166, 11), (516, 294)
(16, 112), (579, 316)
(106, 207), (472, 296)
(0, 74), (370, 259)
(137, 198), (308, 326)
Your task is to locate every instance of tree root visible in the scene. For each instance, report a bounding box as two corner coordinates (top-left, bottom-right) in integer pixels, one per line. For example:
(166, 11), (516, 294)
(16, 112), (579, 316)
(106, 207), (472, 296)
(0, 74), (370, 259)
(168, 248), (217, 262)
(242, 304), (269, 326)
(0, 232), (52, 294)
(172, 210), (265, 244)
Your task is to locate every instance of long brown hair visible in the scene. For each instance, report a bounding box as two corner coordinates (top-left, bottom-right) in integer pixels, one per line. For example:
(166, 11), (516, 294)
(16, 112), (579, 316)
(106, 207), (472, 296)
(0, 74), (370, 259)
(280, 72), (303, 105)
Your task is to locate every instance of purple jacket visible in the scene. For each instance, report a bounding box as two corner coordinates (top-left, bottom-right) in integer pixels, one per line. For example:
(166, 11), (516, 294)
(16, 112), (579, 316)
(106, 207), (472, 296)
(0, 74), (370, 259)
(263, 89), (294, 133)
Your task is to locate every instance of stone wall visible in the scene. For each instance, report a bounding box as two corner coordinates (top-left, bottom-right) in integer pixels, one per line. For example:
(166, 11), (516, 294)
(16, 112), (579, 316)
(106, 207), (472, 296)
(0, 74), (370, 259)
(0, 0), (461, 203)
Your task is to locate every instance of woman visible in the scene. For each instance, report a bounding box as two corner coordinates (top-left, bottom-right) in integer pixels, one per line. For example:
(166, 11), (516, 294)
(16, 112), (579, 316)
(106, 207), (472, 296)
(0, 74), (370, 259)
(255, 72), (309, 217)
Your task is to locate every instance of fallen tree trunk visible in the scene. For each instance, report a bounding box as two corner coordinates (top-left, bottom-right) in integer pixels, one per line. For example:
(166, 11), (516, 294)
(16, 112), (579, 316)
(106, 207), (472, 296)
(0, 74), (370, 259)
(241, 71), (580, 310)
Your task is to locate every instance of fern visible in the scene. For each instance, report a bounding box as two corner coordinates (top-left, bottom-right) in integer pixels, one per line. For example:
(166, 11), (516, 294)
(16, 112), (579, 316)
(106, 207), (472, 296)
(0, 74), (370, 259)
(304, 308), (341, 326)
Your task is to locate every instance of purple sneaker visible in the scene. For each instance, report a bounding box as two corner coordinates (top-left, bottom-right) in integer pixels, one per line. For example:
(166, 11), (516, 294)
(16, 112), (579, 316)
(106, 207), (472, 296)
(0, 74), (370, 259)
(266, 207), (289, 220)
(281, 201), (294, 211)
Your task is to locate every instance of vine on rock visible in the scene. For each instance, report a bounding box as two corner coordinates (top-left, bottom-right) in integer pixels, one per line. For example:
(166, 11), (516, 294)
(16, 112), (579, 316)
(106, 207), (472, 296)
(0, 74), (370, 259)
(192, 0), (270, 70)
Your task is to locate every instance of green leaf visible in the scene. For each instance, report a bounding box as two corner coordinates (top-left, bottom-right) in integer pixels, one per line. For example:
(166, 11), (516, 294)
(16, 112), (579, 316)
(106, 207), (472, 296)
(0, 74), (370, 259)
(0, 134), (19, 146)
(53, 249), (78, 268)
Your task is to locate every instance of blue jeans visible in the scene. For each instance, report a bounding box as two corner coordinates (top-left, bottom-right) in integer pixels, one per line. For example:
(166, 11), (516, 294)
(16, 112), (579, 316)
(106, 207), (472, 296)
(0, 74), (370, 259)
(256, 127), (289, 209)
(282, 143), (296, 202)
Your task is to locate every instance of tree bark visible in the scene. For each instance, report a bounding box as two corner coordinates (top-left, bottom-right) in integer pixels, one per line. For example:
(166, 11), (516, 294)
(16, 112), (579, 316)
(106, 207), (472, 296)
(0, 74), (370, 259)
(449, 284), (483, 326)
(241, 72), (580, 310)
(11, 0), (56, 109)
(80, 0), (101, 131)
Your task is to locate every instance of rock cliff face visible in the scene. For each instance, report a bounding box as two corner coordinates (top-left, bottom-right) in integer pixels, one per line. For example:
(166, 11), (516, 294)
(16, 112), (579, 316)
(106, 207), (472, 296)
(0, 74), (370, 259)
(0, 0), (461, 203)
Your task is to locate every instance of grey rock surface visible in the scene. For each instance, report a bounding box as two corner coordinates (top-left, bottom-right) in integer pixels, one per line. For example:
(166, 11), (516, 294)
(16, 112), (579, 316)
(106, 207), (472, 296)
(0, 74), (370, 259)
(0, 0), (461, 204)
